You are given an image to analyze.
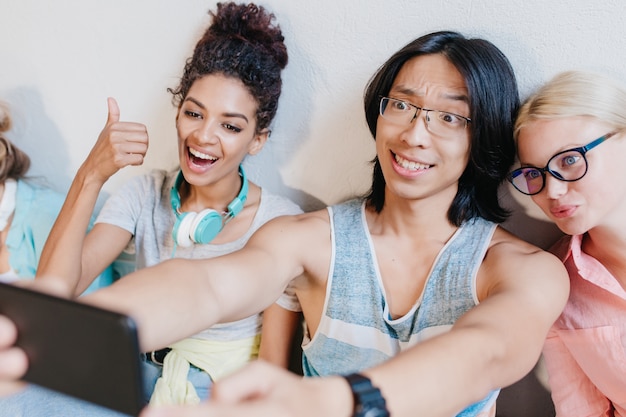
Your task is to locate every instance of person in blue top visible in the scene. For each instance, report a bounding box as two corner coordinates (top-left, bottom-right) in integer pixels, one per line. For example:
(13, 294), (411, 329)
(0, 31), (569, 417)
(0, 101), (112, 291)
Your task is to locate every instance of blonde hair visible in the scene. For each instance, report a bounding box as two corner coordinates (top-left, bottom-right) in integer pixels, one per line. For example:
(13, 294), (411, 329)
(515, 70), (626, 139)
(0, 102), (30, 181)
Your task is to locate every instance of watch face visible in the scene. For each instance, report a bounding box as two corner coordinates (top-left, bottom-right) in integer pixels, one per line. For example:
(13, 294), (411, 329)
(345, 373), (390, 417)
(362, 408), (390, 417)
(355, 396), (390, 417)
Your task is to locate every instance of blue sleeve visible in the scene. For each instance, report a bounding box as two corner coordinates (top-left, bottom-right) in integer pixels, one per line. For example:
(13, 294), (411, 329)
(9, 181), (114, 293)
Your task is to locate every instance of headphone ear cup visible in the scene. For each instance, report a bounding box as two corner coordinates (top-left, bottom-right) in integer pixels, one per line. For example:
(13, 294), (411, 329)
(172, 212), (196, 248)
(189, 208), (223, 244)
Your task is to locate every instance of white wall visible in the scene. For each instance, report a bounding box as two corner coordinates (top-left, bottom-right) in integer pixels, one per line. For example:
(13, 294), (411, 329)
(1, 0), (624, 249)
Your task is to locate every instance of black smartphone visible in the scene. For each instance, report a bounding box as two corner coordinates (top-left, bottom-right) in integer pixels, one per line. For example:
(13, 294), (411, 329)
(0, 282), (144, 416)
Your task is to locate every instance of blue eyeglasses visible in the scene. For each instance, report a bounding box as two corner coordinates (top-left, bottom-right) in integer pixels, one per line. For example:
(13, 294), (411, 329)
(508, 130), (619, 195)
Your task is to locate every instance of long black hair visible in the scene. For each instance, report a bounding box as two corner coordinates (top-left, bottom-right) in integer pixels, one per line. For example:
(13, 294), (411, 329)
(364, 31), (519, 226)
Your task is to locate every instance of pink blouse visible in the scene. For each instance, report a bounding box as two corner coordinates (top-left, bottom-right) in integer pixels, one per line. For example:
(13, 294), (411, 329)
(543, 234), (626, 417)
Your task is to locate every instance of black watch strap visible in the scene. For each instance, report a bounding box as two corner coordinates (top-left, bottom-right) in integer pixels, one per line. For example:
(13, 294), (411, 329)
(343, 373), (390, 417)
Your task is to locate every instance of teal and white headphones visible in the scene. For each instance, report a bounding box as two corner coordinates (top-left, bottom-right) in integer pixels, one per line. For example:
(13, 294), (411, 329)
(170, 165), (248, 247)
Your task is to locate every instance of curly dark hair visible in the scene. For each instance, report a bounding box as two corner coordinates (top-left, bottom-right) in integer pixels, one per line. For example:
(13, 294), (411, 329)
(363, 31), (519, 226)
(168, 2), (288, 132)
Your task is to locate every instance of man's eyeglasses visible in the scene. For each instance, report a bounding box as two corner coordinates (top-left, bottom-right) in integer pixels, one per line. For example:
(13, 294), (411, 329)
(508, 130), (620, 196)
(378, 97), (471, 137)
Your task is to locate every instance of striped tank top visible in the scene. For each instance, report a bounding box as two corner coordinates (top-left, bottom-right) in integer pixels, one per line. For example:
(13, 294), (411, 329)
(302, 199), (499, 416)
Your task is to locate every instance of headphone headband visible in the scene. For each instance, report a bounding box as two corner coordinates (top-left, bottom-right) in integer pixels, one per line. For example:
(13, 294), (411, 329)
(170, 165), (248, 247)
(170, 165), (248, 219)
(226, 165), (248, 219)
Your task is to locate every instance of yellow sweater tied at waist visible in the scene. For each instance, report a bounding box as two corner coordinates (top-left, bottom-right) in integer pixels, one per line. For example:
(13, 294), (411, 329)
(149, 334), (260, 406)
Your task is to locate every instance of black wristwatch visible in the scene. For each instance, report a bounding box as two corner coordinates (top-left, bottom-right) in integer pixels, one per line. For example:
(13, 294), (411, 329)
(343, 373), (390, 417)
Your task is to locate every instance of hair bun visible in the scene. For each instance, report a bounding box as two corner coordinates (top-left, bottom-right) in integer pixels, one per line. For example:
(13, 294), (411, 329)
(208, 2), (287, 69)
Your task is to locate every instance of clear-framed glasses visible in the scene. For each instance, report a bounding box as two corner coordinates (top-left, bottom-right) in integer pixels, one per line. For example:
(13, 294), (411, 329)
(378, 96), (471, 137)
(507, 130), (619, 196)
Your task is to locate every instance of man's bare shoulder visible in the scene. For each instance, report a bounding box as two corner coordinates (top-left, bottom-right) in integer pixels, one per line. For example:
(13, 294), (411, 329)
(482, 225), (569, 293)
(245, 207), (332, 282)
(473, 225), (570, 341)
(262, 207), (330, 229)
(489, 226), (556, 259)
(248, 208), (331, 249)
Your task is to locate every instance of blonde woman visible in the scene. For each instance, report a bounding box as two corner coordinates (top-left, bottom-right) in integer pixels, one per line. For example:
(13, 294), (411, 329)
(509, 70), (626, 415)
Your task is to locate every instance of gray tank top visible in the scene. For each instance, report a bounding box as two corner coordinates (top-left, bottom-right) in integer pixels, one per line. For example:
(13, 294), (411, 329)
(302, 198), (499, 416)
